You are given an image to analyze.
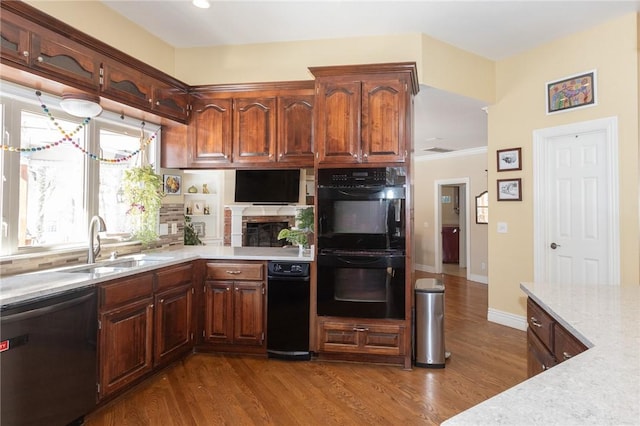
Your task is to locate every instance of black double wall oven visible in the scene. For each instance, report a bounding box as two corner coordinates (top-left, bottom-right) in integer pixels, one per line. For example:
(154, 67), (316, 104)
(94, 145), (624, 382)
(316, 167), (406, 320)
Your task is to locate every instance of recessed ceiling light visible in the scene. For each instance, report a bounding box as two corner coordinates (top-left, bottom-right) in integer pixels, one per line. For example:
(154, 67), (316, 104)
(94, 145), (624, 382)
(192, 0), (210, 9)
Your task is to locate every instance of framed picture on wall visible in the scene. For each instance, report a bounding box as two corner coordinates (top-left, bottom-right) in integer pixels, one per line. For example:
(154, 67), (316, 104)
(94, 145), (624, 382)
(546, 70), (597, 114)
(497, 148), (521, 171)
(497, 178), (522, 201)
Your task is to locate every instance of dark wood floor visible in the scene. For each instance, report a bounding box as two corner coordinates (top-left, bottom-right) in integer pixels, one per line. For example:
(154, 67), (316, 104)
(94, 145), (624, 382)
(86, 272), (527, 425)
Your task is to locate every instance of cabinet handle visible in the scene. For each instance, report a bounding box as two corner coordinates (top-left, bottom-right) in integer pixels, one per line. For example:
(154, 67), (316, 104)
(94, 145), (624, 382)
(353, 154), (358, 159)
(159, 299), (164, 303)
(156, 101), (160, 106)
(529, 316), (542, 328)
(542, 364), (548, 371)
(363, 153), (368, 159)
(148, 98), (153, 103)
(22, 51), (29, 57)
(225, 270), (241, 274)
(562, 352), (573, 360)
(36, 56), (44, 63)
(352, 327), (369, 332)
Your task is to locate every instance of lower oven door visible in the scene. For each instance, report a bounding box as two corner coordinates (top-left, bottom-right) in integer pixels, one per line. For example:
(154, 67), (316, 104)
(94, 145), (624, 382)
(317, 253), (405, 319)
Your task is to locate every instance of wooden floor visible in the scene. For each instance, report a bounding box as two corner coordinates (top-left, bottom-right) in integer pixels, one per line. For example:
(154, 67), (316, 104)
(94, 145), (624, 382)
(86, 272), (527, 426)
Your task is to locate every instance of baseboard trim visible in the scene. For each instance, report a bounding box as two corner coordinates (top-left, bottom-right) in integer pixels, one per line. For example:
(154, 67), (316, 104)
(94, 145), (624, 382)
(468, 273), (488, 284)
(414, 263), (436, 273)
(487, 308), (527, 331)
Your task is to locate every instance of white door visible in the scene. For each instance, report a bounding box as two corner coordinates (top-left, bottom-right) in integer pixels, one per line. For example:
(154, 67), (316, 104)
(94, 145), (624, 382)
(534, 117), (619, 285)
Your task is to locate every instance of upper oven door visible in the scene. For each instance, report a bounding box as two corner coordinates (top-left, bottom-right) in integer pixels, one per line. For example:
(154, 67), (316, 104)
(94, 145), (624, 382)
(317, 186), (406, 251)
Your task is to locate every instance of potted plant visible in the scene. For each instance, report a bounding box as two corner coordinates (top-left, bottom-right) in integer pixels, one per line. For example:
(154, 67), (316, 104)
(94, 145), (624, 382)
(277, 207), (314, 249)
(122, 164), (165, 245)
(184, 215), (203, 245)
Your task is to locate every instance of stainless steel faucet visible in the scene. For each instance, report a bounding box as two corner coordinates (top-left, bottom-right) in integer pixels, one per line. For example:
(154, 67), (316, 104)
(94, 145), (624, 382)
(88, 215), (107, 264)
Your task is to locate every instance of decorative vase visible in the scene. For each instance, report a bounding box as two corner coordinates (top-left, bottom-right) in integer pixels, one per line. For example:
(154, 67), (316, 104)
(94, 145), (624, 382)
(188, 185), (197, 193)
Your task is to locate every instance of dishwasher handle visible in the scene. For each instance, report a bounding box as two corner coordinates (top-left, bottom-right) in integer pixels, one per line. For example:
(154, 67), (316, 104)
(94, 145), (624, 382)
(267, 275), (310, 282)
(1, 290), (95, 324)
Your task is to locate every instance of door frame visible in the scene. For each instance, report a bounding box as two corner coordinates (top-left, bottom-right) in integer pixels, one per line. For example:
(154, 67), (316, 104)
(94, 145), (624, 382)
(532, 116), (620, 284)
(434, 178), (470, 277)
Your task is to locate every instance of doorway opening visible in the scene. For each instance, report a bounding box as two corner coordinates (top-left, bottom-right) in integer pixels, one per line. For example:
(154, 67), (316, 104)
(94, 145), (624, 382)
(435, 179), (469, 278)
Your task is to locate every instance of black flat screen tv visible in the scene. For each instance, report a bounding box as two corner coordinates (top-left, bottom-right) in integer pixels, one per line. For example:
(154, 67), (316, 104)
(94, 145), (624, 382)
(234, 169), (300, 204)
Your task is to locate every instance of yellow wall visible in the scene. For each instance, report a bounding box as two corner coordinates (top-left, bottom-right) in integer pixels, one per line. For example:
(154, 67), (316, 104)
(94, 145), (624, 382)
(413, 150), (488, 279)
(21, 3), (640, 321)
(489, 13), (640, 316)
(25, 0), (176, 76)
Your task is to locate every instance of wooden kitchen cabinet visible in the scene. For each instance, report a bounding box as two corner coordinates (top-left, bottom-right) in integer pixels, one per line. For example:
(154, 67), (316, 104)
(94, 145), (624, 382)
(233, 96), (277, 164)
(526, 297), (588, 378)
(0, 8), (102, 92)
(98, 263), (195, 400)
(317, 318), (406, 358)
(277, 94), (315, 164)
(203, 262), (266, 353)
(185, 82), (314, 168)
(188, 96), (233, 167)
(310, 63), (418, 165)
(101, 60), (189, 122)
(98, 273), (155, 399)
(153, 263), (195, 368)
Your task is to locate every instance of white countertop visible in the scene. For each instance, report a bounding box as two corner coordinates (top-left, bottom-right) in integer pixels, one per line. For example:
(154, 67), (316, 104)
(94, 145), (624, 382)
(0, 246), (313, 308)
(443, 282), (640, 425)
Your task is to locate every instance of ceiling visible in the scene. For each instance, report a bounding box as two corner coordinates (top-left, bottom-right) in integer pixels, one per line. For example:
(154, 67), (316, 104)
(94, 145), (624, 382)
(101, 0), (640, 157)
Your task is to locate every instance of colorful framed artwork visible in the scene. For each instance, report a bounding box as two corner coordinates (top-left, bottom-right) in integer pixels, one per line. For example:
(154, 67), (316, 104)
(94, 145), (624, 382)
(163, 174), (181, 195)
(497, 147), (522, 172)
(497, 178), (522, 201)
(546, 70), (596, 114)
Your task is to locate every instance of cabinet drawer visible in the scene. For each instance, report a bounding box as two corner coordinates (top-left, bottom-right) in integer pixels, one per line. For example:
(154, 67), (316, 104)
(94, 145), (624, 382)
(100, 273), (154, 309)
(206, 262), (263, 281)
(527, 298), (554, 351)
(156, 263), (193, 291)
(318, 320), (404, 356)
(554, 324), (588, 363)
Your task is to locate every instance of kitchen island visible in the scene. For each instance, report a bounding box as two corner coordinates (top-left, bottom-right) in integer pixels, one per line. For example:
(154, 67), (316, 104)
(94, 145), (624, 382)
(0, 245), (313, 308)
(443, 282), (640, 425)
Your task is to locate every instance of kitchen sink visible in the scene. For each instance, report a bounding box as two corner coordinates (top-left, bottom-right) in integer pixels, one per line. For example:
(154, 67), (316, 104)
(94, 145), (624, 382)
(68, 257), (166, 275)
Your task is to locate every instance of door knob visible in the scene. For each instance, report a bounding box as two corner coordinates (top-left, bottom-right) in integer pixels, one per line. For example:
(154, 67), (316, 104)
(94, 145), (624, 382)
(550, 242), (561, 249)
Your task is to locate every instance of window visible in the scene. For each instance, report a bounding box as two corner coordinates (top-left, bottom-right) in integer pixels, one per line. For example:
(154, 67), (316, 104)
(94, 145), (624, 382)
(0, 81), (158, 256)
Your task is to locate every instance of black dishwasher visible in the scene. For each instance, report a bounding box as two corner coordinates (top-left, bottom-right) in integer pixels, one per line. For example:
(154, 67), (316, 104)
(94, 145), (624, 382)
(267, 261), (311, 360)
(0, 287), (97, 426)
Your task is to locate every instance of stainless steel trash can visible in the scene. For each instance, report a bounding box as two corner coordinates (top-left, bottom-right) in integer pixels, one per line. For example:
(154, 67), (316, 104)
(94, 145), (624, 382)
(414, 278), (446, 368)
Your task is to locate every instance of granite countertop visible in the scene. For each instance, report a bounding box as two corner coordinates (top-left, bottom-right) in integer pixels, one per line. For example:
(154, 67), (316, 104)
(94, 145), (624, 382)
(443, 282), (640, 425)
(0, 246), (313, 309)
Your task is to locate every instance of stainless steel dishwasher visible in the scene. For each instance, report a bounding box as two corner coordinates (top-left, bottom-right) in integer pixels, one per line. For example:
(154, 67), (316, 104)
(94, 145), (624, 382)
(0, 287), (98, 426)
(267, 261), (311, 360)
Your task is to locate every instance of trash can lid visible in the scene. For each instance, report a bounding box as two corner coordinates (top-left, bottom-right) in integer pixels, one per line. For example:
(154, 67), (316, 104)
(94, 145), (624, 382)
(415, 278), (444, 293)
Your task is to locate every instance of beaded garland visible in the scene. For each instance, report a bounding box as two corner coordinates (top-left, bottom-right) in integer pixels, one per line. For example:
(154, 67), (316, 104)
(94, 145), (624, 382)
(0, 91), (159, 163)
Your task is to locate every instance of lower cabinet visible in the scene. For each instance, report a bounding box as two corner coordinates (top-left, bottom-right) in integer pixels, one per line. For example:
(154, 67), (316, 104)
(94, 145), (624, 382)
(317, 318), (406, 358)
(203, 262), (266, 353)
(526, 297), (587, 378)
(98, 263), (194, 400)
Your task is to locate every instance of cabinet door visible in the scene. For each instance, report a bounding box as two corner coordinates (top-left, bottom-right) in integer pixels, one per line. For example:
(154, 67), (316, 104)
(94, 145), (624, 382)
(527, 328), (556, 378)
(233, 97), (276, 164)
(232, 281), (265, 346)
(99, 299), (153, 399)
(277, 95), (314, 165)
(204, 280), (234, 344)
(361, 78), (407, 163)
(31, 30), (102, 91)
(154, 284), (193, 367)
(315, 80), (361, 164)
(153, 82), (189, 123)
(554, 324), (587, 363)
(189, 98), (233, 166)
(0, 11), (31, 66)
(101, 60), (153, 111)
(442, 226), (460, 264)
